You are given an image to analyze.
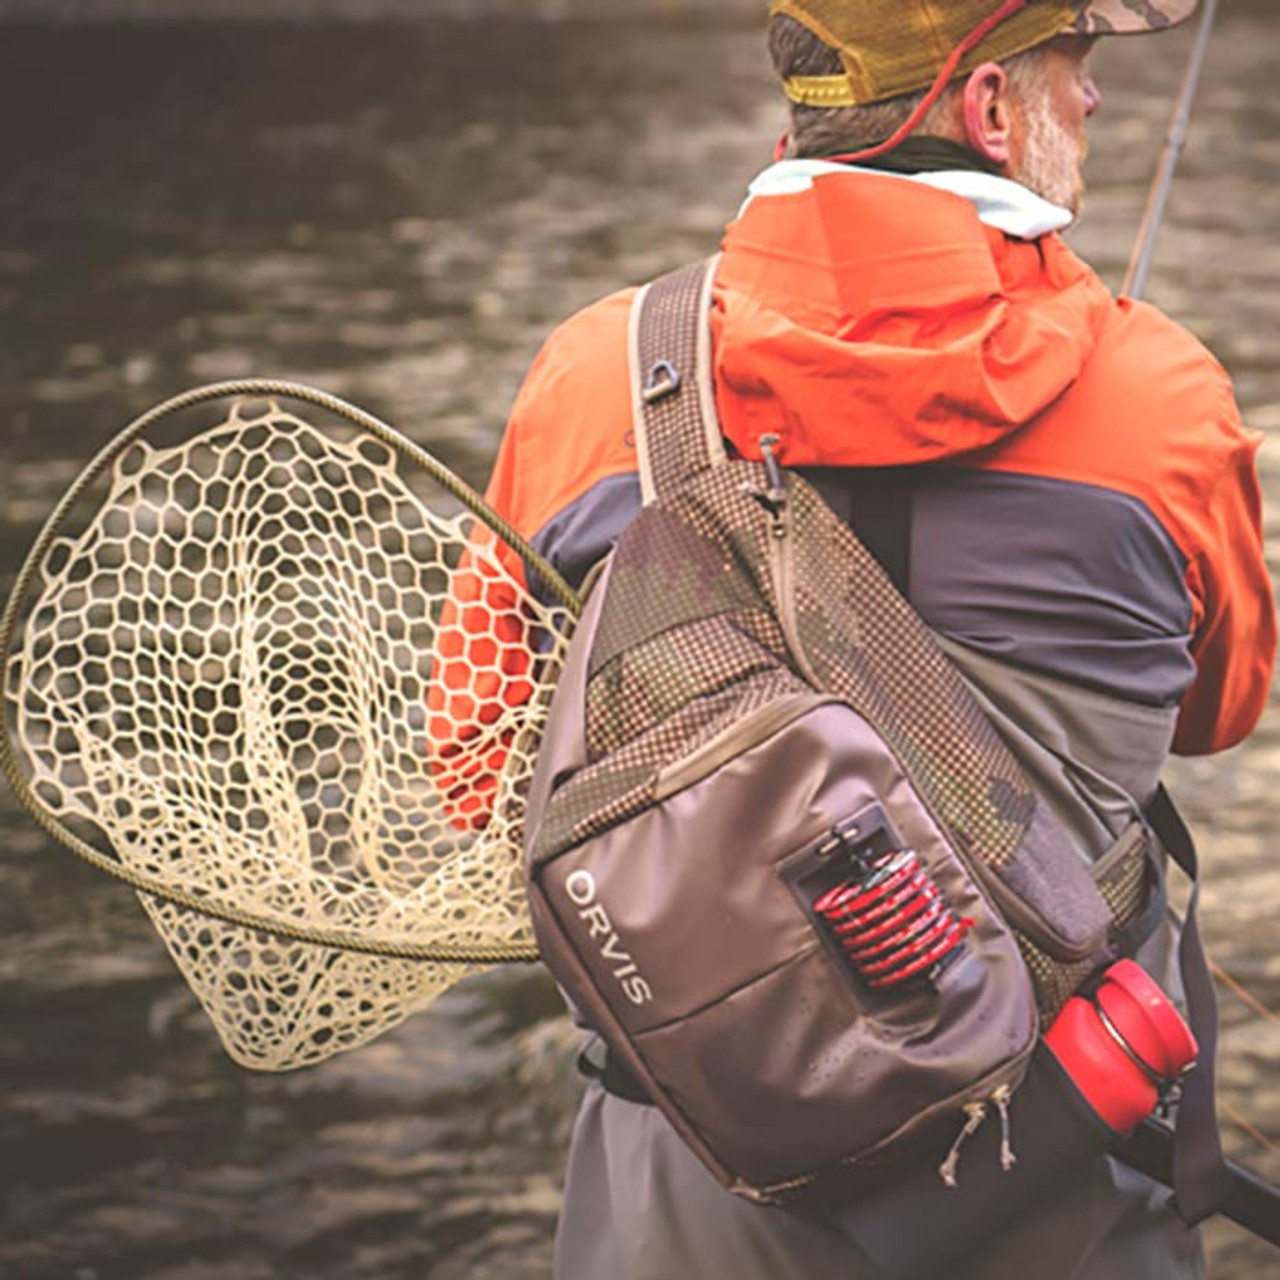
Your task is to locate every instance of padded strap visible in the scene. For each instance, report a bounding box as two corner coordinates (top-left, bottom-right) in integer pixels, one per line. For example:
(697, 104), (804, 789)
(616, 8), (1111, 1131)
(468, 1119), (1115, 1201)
(629, 257), (726, 504)
(1121, 1118), (1280, 1247)
(1141, 784), (1230, 1225)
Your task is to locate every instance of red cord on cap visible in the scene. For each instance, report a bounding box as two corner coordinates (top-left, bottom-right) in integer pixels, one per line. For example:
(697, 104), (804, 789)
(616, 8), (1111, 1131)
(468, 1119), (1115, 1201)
(827, 0), (1031, 165)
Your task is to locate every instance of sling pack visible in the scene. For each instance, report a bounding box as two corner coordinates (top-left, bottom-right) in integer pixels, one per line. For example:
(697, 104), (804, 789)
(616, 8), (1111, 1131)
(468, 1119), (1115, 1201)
(522, 259), (1171, 1209)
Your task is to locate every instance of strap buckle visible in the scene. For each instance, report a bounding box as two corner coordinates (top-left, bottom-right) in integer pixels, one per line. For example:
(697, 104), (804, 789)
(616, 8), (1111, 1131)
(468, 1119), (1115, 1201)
(642, 359), (681, 405)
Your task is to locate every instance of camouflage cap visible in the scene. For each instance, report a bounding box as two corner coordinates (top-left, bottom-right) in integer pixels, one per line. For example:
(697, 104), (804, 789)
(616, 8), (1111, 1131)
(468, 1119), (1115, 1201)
(772, 0), (1198, 107)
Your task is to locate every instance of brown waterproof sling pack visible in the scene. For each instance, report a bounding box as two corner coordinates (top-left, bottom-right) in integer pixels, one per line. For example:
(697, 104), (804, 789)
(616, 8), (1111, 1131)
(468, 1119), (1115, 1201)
(522, 259), (1162, 1205)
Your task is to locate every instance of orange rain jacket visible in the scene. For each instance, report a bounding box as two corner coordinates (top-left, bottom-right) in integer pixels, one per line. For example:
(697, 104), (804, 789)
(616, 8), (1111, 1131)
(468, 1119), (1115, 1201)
(437, 166), (1274, 815)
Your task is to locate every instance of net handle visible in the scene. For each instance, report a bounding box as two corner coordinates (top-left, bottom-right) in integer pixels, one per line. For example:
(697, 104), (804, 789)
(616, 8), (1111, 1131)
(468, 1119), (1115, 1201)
(0, 379), (584, 963)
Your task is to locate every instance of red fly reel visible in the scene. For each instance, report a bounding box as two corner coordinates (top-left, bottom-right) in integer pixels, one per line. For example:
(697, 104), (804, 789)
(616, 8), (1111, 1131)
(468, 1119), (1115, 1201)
(813, 847), (972, 989)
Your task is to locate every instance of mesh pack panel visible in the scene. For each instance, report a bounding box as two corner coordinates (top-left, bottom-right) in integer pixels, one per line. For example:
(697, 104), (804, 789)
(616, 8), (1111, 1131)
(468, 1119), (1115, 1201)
(543, 456), (1042, 891)
(786, 480), (1036, 874)
(525, 464), (805, 859)
(585, 501), (789, 759)
(9, 399), (571, 1070)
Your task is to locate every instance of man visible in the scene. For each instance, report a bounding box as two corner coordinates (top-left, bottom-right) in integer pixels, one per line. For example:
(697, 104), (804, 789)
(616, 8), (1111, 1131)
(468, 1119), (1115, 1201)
(475, 1), (1275, 1275)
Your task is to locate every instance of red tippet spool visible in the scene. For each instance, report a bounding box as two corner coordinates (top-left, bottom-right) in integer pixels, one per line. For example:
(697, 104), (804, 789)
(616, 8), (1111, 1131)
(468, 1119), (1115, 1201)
(813, 848), (969, 989)
(1043, 959), (1198, 1134)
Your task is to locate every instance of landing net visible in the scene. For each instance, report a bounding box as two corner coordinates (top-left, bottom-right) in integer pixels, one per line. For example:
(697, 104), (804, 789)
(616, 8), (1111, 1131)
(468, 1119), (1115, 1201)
(0, 383), (579, 1071)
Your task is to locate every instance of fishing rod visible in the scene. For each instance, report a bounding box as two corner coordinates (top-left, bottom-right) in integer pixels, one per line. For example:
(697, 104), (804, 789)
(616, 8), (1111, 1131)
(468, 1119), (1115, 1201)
(1121, 0), (1220, 301)
(1108, 0), (1280, 1247)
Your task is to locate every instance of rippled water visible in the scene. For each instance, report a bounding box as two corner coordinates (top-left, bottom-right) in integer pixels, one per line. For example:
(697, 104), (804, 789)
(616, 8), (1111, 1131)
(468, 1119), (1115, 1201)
(1, 9), (1277, 1279)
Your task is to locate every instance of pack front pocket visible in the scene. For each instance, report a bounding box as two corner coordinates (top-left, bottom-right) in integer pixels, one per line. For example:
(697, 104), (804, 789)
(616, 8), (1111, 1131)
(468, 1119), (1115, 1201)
(528, 695), (1038, 1193)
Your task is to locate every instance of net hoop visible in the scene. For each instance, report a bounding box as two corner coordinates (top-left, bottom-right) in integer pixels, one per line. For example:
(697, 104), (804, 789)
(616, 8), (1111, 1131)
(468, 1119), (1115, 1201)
(0, 379), (583, 966)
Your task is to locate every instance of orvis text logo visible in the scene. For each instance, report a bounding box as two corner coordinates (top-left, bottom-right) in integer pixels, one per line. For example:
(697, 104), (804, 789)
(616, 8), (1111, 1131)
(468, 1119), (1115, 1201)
(564, 869), (653, 1007)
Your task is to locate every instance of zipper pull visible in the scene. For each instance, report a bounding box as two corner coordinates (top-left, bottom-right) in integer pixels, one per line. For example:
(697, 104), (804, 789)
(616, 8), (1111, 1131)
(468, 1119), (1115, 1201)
(741, 434), (788, 534)
(758, 434), (787, 508)
(938, 1101), (987, 1190)
(992, 1084), (1017, 1172)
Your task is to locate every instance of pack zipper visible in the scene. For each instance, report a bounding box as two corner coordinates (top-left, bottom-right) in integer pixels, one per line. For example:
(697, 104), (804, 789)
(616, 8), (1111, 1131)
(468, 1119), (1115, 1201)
(751, 1058), (1031, 1204)
(758, 449), (824, 692)
(937, 1083), (1018, 1190)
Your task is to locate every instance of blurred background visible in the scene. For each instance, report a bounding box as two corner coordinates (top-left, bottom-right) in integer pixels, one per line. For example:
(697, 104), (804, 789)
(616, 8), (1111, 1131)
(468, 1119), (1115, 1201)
(0, 2), (1277, 1277)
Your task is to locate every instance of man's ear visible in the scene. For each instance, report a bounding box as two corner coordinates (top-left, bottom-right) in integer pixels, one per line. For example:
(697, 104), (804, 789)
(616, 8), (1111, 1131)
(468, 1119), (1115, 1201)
(961, 61), (1015, 167)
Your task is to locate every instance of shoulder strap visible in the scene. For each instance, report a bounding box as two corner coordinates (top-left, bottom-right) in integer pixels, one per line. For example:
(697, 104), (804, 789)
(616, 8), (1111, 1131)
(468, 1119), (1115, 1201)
(1126, 785), (1231, 1227)
(629, 256), (727, 504)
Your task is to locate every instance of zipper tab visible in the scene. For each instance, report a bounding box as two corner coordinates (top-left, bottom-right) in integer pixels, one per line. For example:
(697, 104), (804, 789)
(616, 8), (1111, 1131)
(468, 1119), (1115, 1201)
(759, 433), (787, 508)
(938, 1102), (987, 1189)
(741, 434), (788, 535)
(765, 476), (823, 687)
(993, 1084), (1017, 1172)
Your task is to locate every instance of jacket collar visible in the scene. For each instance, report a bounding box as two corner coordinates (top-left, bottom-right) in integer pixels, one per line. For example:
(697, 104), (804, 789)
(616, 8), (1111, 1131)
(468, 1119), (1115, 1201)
(742, 159), (1073, 240)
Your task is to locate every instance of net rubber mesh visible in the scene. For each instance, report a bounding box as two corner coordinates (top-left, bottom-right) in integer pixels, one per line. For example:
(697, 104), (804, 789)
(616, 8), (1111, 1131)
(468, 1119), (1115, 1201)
(7, 397), (571, 1070)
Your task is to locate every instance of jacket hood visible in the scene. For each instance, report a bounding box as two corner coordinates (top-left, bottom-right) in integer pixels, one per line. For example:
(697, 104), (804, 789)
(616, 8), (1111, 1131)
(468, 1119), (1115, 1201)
(710, 164), (1114, 467)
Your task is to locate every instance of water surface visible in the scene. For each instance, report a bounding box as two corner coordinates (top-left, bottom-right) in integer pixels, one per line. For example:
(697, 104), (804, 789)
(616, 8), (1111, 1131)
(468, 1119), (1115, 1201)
(1, 10), (1277, 1278)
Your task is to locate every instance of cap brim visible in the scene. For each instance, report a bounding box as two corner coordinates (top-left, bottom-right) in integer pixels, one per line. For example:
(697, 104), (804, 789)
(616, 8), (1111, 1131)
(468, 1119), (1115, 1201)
(1066, 0), (1198, 36)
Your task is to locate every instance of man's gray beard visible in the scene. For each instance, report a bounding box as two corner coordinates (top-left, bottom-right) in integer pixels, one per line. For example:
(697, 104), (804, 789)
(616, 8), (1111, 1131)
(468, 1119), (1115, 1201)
(1016, 98), (1084, 216)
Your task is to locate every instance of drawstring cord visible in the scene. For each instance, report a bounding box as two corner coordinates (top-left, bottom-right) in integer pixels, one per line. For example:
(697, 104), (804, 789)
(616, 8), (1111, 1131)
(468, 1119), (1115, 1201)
(939, 1101), (988, 1189)
(938, 1087), (1019, 1189)
(993, 1084), (1017, 1172)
